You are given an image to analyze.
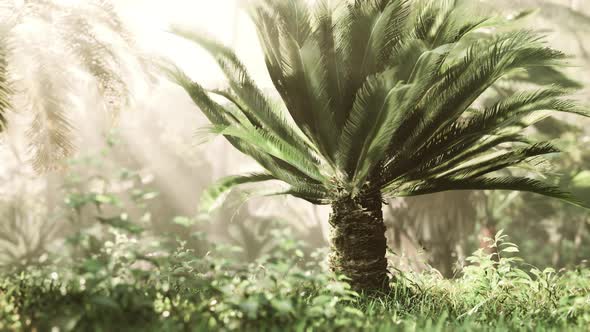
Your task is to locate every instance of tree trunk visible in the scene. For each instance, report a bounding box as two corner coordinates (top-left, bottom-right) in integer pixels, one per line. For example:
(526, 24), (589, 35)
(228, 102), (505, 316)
(479, 224), (499, 263)
(328, 191), (389, 292)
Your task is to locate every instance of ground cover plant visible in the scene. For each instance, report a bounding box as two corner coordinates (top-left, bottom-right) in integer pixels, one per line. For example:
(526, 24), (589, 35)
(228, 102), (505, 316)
(1, 213), (589, 331)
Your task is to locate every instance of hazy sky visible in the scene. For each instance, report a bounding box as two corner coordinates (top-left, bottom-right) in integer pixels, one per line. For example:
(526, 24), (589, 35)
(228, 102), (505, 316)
(116, 0), (272, 87)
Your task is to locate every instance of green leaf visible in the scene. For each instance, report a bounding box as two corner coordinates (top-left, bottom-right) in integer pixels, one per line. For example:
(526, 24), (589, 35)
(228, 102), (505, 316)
(82, 258), (105, 273)
(94, 194), (118, 205)
(199, 173), (276, 214)
(239, 299), (260, 319)
(141, 191), (159, 201)
(391, 176), (590, 209)
(502, 246), (519, 253)
(172, 216), (195, 228)
(271, 299), (294, 314)
(96, 216), (144, 234)
(343, 307), (364, 317)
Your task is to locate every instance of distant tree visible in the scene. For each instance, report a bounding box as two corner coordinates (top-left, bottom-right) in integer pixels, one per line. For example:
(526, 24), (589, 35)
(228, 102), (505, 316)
(386, 191), (477, 277)
(169, 0), (589, 292)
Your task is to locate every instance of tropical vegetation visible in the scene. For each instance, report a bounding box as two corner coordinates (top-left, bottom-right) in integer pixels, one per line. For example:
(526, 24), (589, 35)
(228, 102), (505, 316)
(1, 150), (589, 330)
(0, 0), (589, 330)
(169, 0), (590, 291)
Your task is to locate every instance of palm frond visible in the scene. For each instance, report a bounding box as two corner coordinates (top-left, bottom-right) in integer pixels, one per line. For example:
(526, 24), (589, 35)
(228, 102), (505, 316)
(438, 31), (562, 128)
(385, 31), (570, 171)
(166, 63), (329, 187)
(438, 142), (560, 179)
(63, 16), (129, 115)
(510, 66), (583, 89)
(172, 28), (326, 160)
(199, 173), (277, 214)
(0, 33), (10, 131)
(414, 0), (489, 48)
(344, 0), (411, 95)
(170, 0), (589, 207)
(337, 70), (411, 187)
(1, 0), (148, 170)
(389, 176), (589, 209)
(381, 86), (587, 186)
(264, 185), (330, 205)
(218, 125), (325, 182)
(313, 0), (347, 129)
(250, 1), (341, 162)
(26, 71), (75, 172)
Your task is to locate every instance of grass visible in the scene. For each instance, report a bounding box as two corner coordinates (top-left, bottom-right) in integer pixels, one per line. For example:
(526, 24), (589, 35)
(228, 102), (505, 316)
(1, 225), (589, 332)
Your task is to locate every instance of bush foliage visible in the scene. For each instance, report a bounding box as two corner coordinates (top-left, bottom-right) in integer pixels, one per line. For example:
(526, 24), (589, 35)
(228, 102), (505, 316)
(1, 214), (589, 331)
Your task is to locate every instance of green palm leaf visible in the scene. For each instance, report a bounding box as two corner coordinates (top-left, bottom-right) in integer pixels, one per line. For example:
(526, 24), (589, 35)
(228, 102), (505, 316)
(199, 173), (277, 214)
(0, 33), (10, 131)
(390, 176), (590, 209)
(171, 0), (589, 210)
(337, 71), (411, 187)
(1, 0), (149, 171)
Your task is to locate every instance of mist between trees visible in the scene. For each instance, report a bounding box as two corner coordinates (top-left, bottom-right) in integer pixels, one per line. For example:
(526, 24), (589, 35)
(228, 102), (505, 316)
(0, 0), (590, 330)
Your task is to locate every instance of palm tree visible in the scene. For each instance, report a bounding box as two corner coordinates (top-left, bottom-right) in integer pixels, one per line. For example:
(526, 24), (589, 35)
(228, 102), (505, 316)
(169, 0), (589, 291)
(0, 0), (150, 171)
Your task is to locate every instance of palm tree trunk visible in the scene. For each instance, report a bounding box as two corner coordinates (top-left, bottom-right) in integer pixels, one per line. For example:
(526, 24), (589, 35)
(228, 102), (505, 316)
(328, 191), (389, 292)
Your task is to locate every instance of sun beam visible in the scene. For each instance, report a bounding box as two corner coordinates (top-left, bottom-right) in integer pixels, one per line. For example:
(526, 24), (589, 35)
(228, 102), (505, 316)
(116, 0), (241, 84)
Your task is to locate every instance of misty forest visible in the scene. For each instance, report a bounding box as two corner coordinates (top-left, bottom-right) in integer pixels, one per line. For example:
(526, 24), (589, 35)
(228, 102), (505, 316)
(1, 0), (590, 330)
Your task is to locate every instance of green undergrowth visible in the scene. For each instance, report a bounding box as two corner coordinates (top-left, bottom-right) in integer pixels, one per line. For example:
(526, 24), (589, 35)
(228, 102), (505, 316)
(1, 226), (589, 332)
(1, 148), (588, 331)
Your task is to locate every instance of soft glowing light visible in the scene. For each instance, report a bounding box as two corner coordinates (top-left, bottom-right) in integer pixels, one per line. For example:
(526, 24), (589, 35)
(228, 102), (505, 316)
(117, 0), (241, 84)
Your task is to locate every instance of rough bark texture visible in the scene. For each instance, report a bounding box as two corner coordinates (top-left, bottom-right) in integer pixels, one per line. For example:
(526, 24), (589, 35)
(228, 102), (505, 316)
(328, 191), (389, 292)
